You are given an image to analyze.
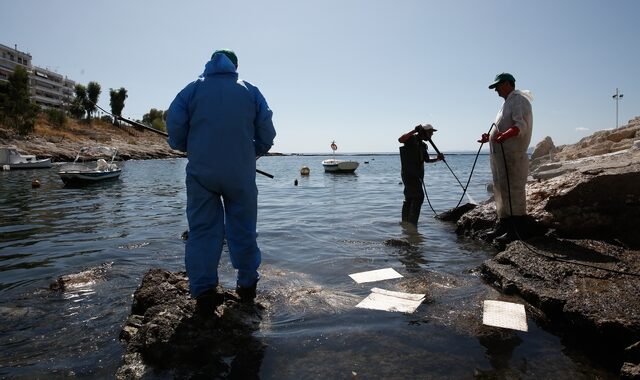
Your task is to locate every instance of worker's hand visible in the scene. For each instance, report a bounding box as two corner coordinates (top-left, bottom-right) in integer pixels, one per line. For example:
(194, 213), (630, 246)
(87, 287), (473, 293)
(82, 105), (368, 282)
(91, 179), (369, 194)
(437, 153), (445, 161)
(477, 133), (489, 144)
(414, 125), (423, 133)
(494, 126), (520, 143)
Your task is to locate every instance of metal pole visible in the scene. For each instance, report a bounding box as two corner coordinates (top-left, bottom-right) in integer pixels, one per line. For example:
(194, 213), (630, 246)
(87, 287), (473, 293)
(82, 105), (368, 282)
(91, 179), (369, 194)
(615, 88), (619, 128)
(612, 88), (624, 128)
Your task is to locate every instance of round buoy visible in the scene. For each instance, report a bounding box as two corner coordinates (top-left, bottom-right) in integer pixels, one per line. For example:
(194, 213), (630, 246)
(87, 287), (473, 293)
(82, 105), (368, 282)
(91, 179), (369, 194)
(31, 179), (41, 188)
(300, 166), (310, 176)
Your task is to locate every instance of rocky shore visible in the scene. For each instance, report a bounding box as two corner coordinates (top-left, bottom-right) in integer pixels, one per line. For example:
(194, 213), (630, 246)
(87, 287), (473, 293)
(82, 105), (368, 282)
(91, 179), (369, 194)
(24, 115), (640, 377)
(446, 116), (640, 378)
(0, 118), (184, 161)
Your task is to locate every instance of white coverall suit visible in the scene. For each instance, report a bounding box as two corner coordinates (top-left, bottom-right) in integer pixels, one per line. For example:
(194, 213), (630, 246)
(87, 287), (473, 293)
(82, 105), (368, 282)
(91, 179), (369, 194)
(489, 90), (533, 218)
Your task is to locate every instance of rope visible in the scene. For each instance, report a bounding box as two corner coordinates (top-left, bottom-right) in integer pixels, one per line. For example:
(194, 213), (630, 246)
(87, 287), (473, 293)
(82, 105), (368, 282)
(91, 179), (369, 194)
(421, 123), (495, 216)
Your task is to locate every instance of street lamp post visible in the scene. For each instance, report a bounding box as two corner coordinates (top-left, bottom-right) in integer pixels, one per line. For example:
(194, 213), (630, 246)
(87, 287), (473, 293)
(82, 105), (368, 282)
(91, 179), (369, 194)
(612, 88), (624, 128)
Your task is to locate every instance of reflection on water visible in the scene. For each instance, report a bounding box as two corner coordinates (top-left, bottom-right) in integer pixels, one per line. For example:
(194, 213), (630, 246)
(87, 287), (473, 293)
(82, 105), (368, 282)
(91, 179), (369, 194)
(0, 156), (618, 378)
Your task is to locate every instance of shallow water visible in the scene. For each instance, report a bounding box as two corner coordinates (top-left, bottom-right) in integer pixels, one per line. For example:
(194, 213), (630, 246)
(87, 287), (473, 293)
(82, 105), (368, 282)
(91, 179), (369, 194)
(0, 154), (616, 378)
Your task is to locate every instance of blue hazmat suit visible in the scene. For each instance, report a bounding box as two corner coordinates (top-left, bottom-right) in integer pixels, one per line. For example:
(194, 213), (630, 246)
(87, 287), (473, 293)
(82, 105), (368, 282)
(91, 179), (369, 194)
(166, 53), (276, 298)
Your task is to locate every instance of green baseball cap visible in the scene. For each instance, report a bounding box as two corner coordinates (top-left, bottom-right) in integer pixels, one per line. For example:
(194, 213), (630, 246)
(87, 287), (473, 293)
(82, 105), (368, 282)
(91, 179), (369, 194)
(488, 73), (515, 89)
(211, 49), (238, 67)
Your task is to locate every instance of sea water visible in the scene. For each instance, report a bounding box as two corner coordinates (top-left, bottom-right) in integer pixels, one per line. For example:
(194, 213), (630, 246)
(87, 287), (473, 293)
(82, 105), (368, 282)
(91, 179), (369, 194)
(0, 155), (616, 378)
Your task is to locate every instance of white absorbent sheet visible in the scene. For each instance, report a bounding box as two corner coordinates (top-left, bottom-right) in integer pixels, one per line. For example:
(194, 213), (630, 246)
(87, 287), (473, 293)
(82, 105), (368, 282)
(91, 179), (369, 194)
(349, 268), (403, 284)
(482, 300), (528, 332)
(356, 287), (425, 313)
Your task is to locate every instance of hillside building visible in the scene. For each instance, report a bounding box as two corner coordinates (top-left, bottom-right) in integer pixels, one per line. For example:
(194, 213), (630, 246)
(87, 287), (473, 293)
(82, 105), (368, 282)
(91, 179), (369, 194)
(0, 43), (76, 109)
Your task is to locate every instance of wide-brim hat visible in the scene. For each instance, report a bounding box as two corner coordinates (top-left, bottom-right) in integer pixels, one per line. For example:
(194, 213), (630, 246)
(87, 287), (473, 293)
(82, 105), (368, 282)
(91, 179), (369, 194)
(488, 72), (515, 89)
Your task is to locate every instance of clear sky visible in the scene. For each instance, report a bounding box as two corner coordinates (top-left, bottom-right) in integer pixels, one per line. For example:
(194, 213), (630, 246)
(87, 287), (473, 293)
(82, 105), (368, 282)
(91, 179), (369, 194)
(2, 0), (639, 153)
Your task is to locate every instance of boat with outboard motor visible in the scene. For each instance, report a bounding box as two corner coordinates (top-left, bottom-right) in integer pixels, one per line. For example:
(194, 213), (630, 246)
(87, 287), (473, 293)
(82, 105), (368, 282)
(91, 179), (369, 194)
(322, 140), (359, 173)
(0, 146), (52, 170)
(58, 146), (121, 185)
(321, 159), (359, 173)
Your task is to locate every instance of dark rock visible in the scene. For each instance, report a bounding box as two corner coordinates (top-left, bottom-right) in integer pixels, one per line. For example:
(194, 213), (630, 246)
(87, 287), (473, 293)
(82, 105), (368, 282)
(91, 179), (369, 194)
(479, 238), (640, 373)
(620, 362), (640, 379)
(116, 268), (265, 379)
(435, 202), (476, 222)
(626, 341), (640, 364)
(384, 238), (412, 247)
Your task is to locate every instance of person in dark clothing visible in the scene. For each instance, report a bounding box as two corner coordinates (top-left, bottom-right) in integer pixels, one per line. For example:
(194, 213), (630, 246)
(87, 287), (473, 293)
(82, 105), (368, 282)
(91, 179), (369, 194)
(398, 124), (444, 226)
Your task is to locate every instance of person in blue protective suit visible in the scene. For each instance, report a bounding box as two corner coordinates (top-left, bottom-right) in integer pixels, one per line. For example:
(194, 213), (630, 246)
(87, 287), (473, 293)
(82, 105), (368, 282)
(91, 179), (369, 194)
(478, 73), (533, 244)
(398, 124), (444, 227)
(166, 50), (276, 315)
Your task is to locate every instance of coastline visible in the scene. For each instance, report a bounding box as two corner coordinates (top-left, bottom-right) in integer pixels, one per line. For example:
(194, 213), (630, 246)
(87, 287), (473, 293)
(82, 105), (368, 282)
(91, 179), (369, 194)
(0, 117), (183, 162)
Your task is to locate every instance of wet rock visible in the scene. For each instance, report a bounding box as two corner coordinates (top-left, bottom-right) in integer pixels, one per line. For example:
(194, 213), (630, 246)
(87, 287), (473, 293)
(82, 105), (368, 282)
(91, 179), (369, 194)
(435, 202), (476, 222)
(620, 362), (640, 380)
(116, 268), (265, 379)
(384, 238), (412, 247)
(480, 238), (640, 375)
(49, 262), (113, 291)
(626, 341), (640, 364)
(455, 201), (499, 240)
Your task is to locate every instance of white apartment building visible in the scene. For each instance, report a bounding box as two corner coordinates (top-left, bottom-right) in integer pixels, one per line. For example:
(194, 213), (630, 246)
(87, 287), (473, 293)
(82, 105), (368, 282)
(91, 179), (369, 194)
(0, 43), (76, 109)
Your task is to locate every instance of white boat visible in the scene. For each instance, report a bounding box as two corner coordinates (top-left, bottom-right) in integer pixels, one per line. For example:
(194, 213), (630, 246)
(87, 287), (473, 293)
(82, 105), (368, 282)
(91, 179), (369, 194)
(322, 159), (359, 173)
(322, 140), (359, 173)
(58, 146), (121, 186)
(0, 146), (52, 170)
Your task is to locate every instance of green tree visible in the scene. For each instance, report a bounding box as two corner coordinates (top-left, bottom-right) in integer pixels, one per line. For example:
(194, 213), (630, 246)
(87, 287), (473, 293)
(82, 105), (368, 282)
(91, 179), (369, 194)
(0, 66), (39, 135)
(142, 108), (167, 131)
(109, 87), (127, 124)
(87, 81), (101, 119)
(152, 118), (167, 132)
(70, 84), (88, 119)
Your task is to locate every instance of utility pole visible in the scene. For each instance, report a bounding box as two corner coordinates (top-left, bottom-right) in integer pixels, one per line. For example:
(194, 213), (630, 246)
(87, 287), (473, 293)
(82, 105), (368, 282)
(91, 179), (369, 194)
(612, 88), (624, 128)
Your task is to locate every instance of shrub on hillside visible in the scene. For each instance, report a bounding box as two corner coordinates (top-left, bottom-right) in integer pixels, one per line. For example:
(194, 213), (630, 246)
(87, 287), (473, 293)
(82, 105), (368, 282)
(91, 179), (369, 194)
(46, 108), (67, 128)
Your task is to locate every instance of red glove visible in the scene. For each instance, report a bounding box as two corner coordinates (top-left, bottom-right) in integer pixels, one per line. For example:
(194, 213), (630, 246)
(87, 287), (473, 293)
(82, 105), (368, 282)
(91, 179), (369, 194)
(477, 133), (489, 143)
(494, 127), (520, 143)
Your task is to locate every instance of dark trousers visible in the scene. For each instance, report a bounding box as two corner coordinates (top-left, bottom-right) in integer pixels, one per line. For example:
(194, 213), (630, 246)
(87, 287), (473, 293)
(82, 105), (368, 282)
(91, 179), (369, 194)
(401, 177), (424, 225)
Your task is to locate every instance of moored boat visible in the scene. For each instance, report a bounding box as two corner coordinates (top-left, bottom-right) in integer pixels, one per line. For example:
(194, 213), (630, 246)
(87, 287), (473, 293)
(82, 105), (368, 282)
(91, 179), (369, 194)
(58, 146), (121, 186)
(0, 146), (52, 170)
(322, 140), (359, 173)
(321, 159), (359, 173)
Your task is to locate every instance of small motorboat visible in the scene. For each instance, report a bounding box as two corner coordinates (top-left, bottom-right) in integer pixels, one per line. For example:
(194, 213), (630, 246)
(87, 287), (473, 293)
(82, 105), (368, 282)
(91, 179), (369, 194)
(321, 159), (359, 173)
(0, 146), (52, 170)
(58, 146), (121, 186)
(322, 140), (359, 173)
